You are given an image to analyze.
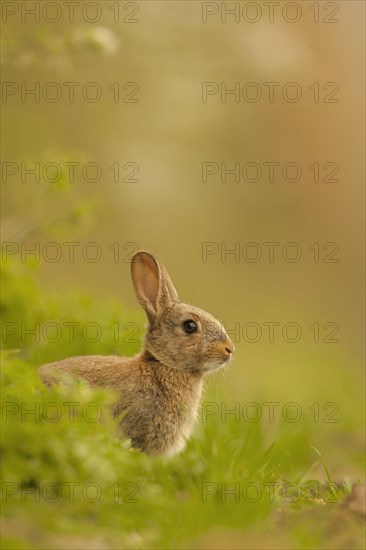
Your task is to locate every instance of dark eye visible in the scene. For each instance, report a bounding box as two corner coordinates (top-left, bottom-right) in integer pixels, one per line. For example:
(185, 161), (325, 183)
(183, 320), (198, 334)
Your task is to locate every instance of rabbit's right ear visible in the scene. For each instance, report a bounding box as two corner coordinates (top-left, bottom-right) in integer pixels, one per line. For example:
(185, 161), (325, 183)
(131, 251), (178, 323)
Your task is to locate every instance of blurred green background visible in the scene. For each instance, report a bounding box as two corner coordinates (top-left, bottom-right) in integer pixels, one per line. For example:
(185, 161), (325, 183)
(1, 1), (365, 549)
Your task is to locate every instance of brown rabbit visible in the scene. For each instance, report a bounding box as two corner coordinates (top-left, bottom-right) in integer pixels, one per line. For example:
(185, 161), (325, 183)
(39, 251), (234, 456)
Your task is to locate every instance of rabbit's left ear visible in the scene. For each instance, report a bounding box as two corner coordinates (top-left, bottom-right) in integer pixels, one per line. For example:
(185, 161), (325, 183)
(131, 251), (179, 323)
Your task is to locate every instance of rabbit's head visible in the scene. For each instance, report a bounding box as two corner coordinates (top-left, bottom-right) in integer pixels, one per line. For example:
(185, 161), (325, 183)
(131, 251), (234, 373)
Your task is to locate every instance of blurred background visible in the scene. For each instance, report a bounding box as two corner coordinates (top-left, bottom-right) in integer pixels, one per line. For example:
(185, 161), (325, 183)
(1, 1), (365, 548)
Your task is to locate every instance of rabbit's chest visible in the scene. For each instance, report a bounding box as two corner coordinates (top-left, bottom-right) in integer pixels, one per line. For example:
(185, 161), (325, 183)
(128, 376), (203, 455)
(151, 380), (203, 454)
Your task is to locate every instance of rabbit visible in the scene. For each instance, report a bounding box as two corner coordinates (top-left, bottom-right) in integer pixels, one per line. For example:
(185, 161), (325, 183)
(39, 251), (235, 456)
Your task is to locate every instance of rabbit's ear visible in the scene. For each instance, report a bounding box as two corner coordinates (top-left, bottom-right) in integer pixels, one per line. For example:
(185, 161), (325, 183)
(159, 263), (179, 304)
(131, 251), (178, 323)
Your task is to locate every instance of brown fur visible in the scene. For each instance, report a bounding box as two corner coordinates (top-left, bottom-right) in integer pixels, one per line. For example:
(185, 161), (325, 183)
(39, 251), (234, 456)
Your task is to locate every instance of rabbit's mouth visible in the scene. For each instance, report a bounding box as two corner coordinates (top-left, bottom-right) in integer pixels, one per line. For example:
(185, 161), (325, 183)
(201, 355), (233, 374)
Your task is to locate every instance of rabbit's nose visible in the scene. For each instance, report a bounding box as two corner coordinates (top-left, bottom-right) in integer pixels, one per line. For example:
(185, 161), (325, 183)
(225, 340), (235, 355)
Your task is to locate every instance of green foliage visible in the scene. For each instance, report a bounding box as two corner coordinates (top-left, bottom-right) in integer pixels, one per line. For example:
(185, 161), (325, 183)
(1, 257), (142, 364)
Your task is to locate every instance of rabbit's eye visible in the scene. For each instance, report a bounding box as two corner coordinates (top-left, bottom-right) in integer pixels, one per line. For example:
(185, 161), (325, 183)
(183, 320), (197, 334)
